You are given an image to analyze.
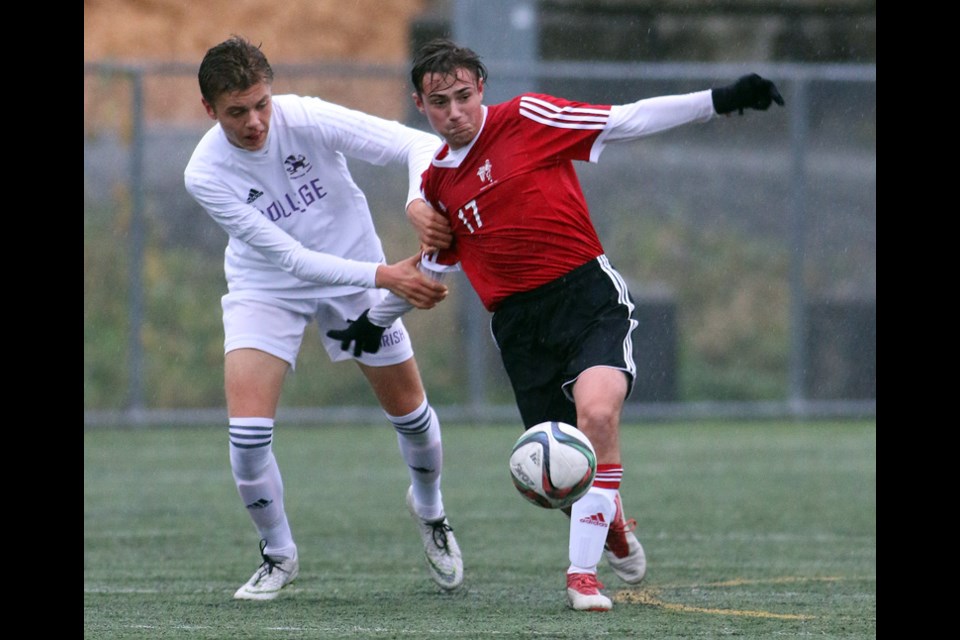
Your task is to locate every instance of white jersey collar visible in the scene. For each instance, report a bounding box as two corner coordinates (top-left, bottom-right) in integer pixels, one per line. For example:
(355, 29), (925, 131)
(433, 105), (487, 168)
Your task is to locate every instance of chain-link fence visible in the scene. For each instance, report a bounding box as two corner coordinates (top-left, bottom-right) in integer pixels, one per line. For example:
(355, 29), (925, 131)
(83, 59), (875, 426)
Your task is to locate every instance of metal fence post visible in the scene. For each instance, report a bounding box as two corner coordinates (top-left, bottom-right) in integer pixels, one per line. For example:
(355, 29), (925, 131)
(126, 68), (146, 422)
(788, 76), (810, 406)
(453, 0), (539, 416)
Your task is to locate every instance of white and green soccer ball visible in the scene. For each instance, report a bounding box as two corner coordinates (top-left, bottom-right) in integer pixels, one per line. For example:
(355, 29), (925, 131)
(509, 421), (597, 509)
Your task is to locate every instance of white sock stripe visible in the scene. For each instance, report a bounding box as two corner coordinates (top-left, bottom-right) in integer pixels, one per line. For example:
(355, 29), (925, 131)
(594, 470), (623, 482)
(228, 417), (274, 428)
(595, 469), (623, 477)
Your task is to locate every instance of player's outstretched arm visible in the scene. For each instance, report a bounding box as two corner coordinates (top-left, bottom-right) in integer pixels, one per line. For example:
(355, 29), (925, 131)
(711, 74), (785, 115)
(375, 253), (448, 310)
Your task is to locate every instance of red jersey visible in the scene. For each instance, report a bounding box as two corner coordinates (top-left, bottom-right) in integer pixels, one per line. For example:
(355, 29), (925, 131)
(421, 94), (610, 311)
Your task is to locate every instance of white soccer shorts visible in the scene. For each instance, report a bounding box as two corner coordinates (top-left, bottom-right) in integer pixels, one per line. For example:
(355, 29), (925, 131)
(221, 289), (415, 369)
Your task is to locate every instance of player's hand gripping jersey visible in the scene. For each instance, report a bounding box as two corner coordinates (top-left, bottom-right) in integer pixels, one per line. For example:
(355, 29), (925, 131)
(421, 91), (715, 311)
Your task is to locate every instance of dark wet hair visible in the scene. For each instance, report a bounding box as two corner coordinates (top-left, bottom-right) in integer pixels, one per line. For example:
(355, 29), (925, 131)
(410, 38), (488, 95)
(198, 35), (274, 105)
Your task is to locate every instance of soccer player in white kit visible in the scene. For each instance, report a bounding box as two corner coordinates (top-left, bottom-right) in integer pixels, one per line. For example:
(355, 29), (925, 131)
(183, 36), (463, 599)
(328, 38), (783, 611)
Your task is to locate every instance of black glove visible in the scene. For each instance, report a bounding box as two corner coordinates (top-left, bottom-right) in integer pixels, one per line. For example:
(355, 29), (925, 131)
(325, 310), (387, 357)
(711, 73), (785, 115)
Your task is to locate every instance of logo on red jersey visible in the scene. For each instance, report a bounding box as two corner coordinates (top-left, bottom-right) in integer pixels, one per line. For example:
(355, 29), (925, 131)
(477, 159), (493, 184)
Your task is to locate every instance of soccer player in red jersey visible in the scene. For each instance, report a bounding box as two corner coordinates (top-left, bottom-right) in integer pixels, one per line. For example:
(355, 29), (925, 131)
(328, 38), (783, 611)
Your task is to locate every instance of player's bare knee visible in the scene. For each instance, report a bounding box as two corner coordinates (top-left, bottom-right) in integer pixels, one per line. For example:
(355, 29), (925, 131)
(576, 404), (618, 435)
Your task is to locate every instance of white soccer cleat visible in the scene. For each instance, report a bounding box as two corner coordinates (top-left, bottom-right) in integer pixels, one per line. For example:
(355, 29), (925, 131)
(406, 487), (464, 590)
(603, 494), (647, 584)
(566, 572), (613, 612)
(233, 540), (300, 601)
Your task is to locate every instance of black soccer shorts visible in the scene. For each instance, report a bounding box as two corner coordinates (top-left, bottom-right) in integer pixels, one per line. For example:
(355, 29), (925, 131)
(491, 255), (638, 429)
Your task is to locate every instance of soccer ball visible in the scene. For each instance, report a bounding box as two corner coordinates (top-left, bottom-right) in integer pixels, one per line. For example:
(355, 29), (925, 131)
(509, 421), (597, 509)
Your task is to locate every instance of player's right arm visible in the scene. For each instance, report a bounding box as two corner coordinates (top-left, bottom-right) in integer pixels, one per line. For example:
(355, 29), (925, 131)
(183, 169), (446, 308)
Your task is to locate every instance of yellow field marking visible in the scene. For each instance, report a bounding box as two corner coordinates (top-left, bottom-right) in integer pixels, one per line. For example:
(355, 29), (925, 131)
(612, 576), (851, 620)
(702, 576), (844, 588)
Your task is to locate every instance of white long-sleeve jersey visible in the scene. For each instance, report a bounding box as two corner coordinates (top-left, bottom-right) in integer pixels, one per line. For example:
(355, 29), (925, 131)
(184, 94), (442, 298)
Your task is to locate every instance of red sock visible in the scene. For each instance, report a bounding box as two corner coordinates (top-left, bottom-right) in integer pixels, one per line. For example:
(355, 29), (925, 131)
(593, 463), (622, 490)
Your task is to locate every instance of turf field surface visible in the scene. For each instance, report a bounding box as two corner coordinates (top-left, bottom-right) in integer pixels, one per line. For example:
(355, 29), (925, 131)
(84, 420), (876, 639)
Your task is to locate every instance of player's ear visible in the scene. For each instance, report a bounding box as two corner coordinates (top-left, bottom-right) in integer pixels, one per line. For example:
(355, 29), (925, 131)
(412, 92), (425, 113)
(201, 98), (217, 120)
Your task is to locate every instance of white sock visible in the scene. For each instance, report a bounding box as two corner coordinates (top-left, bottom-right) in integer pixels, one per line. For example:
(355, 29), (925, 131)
(387, 399), (444, 520)
(229, 418), (296, 559)
(567, 487), (617, 573)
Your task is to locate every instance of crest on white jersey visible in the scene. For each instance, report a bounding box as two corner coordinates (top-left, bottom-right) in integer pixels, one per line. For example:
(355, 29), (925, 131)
(284, 154), (312, 178)
(477, 159), (493, 184)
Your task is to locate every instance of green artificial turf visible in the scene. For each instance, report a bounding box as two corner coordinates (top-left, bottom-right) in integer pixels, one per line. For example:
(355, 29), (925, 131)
(84, 420), (876, 639)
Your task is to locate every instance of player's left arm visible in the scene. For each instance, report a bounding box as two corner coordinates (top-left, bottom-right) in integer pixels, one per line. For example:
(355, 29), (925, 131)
(598, 74), (784, 147)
